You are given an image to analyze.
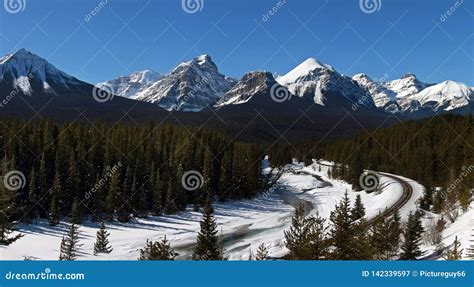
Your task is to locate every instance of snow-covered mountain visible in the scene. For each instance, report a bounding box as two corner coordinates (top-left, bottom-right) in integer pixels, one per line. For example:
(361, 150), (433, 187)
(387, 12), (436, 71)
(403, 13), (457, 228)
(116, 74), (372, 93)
(0, 48), (85, 95)
(354, 73), (473, 113)
(276, 58), (376, 109)
(352, 73), (401, 113)
(385, 73), (431, 99)
(96, 70), (161, 99)
(215, 71), (277, 107)
(134, 55), (235, 111)
(2, 49), (472, 115)
(407, 80), (473, 112)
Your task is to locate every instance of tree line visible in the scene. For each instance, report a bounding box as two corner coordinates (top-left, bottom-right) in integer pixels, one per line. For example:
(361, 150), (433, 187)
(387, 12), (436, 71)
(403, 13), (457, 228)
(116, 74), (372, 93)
(0, 118), (266, 245)
(268, 114), (473, 213)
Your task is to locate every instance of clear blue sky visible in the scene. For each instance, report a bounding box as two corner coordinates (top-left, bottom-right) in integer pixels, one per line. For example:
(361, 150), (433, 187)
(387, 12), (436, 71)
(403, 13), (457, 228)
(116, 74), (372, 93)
(1, 0), (472, 85)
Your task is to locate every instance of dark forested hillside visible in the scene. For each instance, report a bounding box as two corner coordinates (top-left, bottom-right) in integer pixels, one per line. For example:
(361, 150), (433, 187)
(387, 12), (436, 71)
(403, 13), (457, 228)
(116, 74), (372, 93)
(0, 119), (264, 224)
(268, 114), (473, 212)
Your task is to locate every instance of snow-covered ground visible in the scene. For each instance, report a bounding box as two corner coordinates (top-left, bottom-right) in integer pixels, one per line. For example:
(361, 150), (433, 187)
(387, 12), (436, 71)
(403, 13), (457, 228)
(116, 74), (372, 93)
(439, 204), (474, 259)
(421, 201), (474, 260)
(0, 161), (428, 260)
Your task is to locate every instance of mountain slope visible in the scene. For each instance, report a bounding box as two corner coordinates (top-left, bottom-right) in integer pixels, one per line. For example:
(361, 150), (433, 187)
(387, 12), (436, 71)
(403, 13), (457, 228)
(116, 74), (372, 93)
(276, 58), (376, 109)
(352, 73), (401, 113)
(134, 55), (235, 111)
(354, 72), (473, 113)
(215, 71), (279, 107)
(0, 49), (171, 123)
(0, 48), (86, 95)
(96, 70), (161, 99)
(407, 80), (473, 112)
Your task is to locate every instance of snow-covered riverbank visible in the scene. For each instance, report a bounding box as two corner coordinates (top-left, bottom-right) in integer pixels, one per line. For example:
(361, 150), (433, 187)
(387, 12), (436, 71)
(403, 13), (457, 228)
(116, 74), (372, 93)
(0, 161), (423, 260)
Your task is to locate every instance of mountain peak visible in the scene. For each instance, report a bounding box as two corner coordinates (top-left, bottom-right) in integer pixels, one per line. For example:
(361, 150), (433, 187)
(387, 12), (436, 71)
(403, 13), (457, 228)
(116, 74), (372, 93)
(0, 48), (82, 96)
(14, 48), (30, 56)
(215, 71), (277, 107)
(277, 57), (334, 85)
(1, 48), (34, 64)
(300, 57), (334, 72)
(134, 54), (233, 111)
(401, 73), (417, 79)
(196, 54), (212, 63)
(352, 73), (370, 81)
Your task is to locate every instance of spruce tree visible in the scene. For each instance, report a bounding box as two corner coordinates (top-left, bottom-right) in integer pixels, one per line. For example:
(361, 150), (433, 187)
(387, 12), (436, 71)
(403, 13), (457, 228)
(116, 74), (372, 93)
(153, 172), (162, 215)
(94, 222), (112, 255)
(70, 197), (82, 224)
(329, 192), (355, 259)
(400, 211), (424, 260)
(467, 229), (474, 259)
(59, 223), (80, 261)
(139, 236), (177, 260)
(48, 171), (61, 226)
(27, 169), (39, 223)
(351, 194), (366, 220)
(106, 171), (120, 220)
(284, 204), (327, 259)
(192, 196), (224, 260)
(388, 211), (401, 255)
(370, 211), (401, 259)
(443, 236), (463, 260)
(0, 158), (23, 245)
(255, 243), (269, 260)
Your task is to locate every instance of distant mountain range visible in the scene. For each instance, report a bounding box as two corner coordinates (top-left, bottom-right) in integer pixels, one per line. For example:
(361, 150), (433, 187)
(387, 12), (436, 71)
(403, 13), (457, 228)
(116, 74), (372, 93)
(0, 48), (472, 141)
(96, 51), (473, 114)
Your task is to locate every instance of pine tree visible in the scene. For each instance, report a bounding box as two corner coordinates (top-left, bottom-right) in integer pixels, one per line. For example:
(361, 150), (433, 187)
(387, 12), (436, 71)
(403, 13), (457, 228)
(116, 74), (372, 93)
(70, 197), (82, 224)
(139, 236), (177, 260)
(329, 192), (355, 259)
(106, 171), (120, 220)
(443, 236), (463, 260)
(0, 158), (23, 245)
(388, 211), (402, 255)
(59, 223), (80, 261)
(400, 211), (424, 260)
(284, 203), (327, 260)
(420, 186), (434, 211)
(48, 171), (61, 226)
(351, 194), (366, 220)
(192, 196), (224, 260)
(94, 222), (112, 255)
(371, 211), (401, 259)
(255, 243), (269, 260)
(153, 172), (162, 215)
(467, 229), (474, 259)
(27, 169), (39, 223)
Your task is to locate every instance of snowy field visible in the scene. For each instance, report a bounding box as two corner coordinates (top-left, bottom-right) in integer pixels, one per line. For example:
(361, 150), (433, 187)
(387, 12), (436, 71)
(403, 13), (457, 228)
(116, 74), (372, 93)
(421, 201), (474, 260)
(0, 160), (448, 261)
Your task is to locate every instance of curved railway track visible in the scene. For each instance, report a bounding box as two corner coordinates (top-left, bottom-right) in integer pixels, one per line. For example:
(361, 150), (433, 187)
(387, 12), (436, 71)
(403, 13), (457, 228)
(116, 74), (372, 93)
(365, 172), (413, 226)
(314, 161), (414, 227)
